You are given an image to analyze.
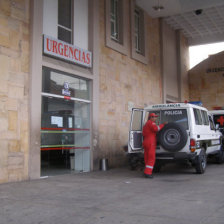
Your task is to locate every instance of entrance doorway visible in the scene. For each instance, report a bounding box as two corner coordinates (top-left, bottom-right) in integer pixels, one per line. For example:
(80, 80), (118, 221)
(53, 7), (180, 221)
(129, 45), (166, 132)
(41, 67), (91, 176)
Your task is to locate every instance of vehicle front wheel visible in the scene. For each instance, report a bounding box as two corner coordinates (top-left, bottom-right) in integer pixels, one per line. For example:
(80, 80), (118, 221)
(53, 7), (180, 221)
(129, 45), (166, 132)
(195, 149), (207, 174)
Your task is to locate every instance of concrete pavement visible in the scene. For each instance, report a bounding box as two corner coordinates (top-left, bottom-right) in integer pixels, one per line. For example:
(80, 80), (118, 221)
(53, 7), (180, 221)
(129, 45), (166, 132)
(1, 163), (224, 224)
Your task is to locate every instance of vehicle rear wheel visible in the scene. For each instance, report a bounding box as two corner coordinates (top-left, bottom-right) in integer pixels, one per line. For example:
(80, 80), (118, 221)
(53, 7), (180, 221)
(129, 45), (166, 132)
(195, 149), (207, 174)
(216, 148), (224, 164)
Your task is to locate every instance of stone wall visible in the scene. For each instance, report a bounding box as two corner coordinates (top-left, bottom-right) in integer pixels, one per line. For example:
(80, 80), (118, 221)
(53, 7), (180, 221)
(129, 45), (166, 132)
(189, 51), (224, 109)
(98, 0), (163, 167)
(0, 0), (30, 183)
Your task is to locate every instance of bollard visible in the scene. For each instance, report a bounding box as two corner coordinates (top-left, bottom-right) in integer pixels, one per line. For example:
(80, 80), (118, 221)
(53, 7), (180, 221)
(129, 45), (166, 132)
(100, 158), (108, 171)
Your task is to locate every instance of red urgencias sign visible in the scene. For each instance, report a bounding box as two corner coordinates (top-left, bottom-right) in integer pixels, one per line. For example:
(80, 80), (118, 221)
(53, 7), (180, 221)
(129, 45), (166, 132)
(43, 35), (92, 68)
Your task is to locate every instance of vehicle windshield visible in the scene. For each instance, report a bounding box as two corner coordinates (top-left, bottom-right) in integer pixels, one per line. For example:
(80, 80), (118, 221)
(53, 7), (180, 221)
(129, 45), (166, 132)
(146, 109), (189, 130)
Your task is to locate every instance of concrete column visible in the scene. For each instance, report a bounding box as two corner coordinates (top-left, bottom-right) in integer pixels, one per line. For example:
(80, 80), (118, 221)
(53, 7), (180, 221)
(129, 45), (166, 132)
(29, 0), (43, 179)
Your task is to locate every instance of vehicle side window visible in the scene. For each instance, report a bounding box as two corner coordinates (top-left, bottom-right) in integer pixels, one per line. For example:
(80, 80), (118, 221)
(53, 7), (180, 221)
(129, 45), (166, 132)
(193, 108), (202, 125)
(209, 116), (215, 130)
(201, 110), (209, 125)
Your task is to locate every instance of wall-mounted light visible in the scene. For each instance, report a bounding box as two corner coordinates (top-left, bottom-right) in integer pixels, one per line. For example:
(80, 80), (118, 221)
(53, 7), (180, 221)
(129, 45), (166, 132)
(152, 0), (164, 11)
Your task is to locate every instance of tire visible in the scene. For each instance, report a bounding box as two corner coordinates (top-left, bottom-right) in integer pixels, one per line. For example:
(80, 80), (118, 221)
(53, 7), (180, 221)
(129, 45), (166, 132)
(158, 122), (188, 152)
(216, 149), (224, 164)
(195, 149), (207, 174)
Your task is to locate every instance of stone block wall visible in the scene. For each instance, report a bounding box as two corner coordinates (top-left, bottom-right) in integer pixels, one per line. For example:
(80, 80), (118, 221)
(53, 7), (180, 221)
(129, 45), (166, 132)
(189, 51), (224, 109)
(0, 0), (30, 183)
(98, 0), (163, 167)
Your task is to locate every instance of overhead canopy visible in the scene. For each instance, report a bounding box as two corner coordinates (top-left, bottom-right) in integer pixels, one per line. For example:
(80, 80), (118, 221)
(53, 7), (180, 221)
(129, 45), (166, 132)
(136, 0), (224, 46)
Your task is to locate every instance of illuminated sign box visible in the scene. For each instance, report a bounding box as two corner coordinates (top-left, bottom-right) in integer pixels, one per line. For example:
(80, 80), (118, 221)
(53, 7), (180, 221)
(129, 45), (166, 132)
(43, 35), (92, 68)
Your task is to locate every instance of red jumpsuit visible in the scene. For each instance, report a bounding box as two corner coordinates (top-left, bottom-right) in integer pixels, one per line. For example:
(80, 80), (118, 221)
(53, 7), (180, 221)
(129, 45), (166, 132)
(142, 120), (164, 175)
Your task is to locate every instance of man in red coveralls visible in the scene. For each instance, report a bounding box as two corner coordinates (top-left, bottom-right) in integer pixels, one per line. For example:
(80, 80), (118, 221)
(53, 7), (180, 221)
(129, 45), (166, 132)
(143, 113), (166, 178)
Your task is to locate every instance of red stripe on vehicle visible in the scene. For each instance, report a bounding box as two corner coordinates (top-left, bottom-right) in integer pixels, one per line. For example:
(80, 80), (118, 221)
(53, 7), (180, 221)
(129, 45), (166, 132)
(41, 127), (90, 131)
(41, 147), (90, 151)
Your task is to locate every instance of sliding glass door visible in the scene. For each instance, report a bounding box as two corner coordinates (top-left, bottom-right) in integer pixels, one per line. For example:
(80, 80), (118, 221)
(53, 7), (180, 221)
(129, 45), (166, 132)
(41, 67), (91, 175)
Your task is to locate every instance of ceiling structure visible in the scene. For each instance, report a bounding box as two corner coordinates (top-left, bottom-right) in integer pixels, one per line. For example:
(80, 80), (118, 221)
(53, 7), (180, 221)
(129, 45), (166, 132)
(136, 0), (224, 46)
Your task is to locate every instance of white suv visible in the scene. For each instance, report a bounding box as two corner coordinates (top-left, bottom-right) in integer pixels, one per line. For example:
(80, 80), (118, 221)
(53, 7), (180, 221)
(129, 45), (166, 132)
(128, 102), (224, 174)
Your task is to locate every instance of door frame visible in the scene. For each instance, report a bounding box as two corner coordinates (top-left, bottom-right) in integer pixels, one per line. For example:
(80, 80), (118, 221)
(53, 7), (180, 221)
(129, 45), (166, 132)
(128, 108), (144, 153)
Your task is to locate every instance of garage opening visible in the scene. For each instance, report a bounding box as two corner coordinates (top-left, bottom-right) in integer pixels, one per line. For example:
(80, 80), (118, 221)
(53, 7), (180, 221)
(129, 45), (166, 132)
(41, 67), (91, 176)
(189, 42), (224, 69)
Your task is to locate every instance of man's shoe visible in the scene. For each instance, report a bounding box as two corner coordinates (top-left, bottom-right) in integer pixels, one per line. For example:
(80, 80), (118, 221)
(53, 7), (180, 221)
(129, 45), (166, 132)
(144, 174), (153, 178)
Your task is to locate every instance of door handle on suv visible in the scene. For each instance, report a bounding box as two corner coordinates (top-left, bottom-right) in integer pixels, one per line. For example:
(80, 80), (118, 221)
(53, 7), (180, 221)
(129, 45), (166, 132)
(197, 135), (200, 138)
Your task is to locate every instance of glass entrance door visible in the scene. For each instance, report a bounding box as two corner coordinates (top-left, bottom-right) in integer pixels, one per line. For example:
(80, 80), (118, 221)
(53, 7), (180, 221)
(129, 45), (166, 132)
(41, 67), (91, 176)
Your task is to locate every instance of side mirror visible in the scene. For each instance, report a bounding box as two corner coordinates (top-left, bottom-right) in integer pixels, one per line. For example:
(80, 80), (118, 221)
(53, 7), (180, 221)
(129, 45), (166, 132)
(216, 124), (220, 130)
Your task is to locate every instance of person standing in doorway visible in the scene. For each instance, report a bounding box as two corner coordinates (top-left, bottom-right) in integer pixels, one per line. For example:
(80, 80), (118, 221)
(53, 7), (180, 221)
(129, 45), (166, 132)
(142, 113), (166, 178)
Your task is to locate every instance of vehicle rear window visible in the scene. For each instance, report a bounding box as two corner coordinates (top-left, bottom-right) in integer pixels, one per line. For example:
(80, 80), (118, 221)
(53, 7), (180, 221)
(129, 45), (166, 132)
(159, 109), (188, 130)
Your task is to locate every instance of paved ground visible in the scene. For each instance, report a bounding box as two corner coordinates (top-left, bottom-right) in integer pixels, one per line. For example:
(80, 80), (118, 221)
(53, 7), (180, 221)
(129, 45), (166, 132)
(1, 162), (224, 224)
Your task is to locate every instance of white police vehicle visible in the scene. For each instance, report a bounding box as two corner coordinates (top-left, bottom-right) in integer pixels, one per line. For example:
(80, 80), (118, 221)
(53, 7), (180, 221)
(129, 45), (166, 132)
(128, 102), (224, 174)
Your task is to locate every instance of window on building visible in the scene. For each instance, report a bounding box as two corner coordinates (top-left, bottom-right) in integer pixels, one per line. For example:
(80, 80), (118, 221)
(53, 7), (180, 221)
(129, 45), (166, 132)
(134, 8), (144, 54)
(110, 0), (120, 42)
(43, 0), (89, 50)
(58, 0), (73, 44)
(134, 9), (140, 52)
(105, 0), (128, 55)
(131, 3), (148, 64)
